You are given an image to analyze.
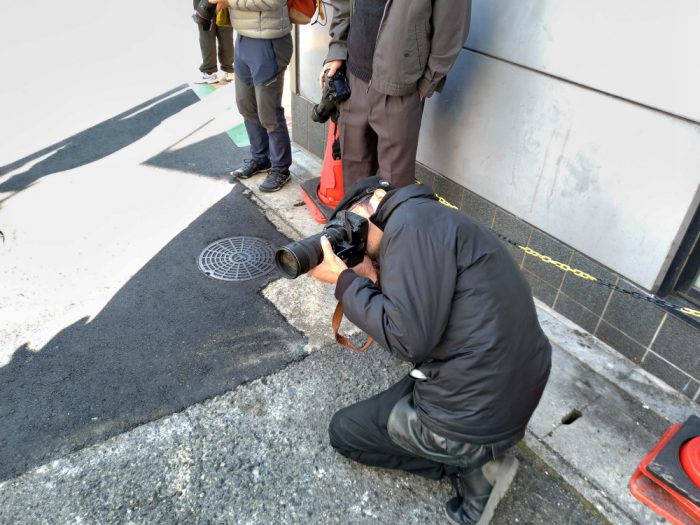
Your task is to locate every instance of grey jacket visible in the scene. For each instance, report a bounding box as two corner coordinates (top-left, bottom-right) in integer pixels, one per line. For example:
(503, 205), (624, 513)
(326, 0), (472, 98)
(336, 185), (552, 444)
(227, 0), (292, 39)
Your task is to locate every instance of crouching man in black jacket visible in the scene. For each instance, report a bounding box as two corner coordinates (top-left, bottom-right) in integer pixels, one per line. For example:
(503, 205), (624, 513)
(308, 176), (552, 525)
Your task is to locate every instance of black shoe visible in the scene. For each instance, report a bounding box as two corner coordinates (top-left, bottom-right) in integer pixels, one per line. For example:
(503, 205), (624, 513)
(444, 457), (519, 525)
(259, 168), (291, 192)
(231, 159), (271, 180)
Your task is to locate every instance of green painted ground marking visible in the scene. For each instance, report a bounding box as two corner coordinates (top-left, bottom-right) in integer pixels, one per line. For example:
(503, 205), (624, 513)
(188, 83), (291, 150)
(227, 122), (250, 148)
(191, 83), (216, 99)
(189, 83), (249, 148)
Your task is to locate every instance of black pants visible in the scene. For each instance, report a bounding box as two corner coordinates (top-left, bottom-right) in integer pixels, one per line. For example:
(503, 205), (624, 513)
(193, 0), (234, 74)
(328, 375), (521, 481)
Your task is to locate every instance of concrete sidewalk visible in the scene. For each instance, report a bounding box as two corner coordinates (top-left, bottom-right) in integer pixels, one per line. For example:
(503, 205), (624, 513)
(244, 146), (700, 524)
(1, 93), (697, 525)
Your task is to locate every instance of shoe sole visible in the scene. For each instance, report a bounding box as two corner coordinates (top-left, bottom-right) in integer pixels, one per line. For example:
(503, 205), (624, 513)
(476, 456), (519, 525)
(231, 167), (271, 180)
(258, 176), (291, 193)
(443, 506), (463, 525)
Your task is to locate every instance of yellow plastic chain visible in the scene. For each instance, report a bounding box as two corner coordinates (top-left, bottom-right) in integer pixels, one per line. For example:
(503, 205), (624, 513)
(422, 182), (700, 319)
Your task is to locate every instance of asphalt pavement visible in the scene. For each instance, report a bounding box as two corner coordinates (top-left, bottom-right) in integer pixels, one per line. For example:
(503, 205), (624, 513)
(0, 344), (610, 525)
(0, 182), (306, 481)
(0, 76), (616, 524)
(1, 14), (698, 520)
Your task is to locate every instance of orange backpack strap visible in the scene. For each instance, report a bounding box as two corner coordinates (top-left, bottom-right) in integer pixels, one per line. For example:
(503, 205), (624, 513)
(332, 302), (373, 352)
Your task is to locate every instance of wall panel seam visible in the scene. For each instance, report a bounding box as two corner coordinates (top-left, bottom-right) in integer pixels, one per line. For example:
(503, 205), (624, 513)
(462, 46), (700, 126)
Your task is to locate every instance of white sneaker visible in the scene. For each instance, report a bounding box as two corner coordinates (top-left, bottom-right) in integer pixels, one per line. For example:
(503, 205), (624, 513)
(194, 72), (219, 84)
(220, 71), (235, 82)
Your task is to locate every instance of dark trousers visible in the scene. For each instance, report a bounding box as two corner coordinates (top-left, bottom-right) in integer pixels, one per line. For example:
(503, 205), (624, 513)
(337, 72), (424, 191)
(329, 375), (521, 481)
(234, 34), (293, 171)
(193, 0), (234, 74)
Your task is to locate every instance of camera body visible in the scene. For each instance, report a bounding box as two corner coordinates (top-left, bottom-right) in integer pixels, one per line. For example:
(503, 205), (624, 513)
(311, 68), (352, 124)
(275, 211), (369, 279)
(324, 211), (368, 268)
(193, 0), (216, 31)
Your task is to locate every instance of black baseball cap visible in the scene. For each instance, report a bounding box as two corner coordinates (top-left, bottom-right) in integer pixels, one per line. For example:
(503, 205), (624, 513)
(329, 176), (395, 220)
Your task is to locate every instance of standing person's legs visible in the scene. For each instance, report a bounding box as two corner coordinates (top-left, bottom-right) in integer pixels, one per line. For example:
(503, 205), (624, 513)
(237, 80), (271, 168)
(215, 25), (235, 74)
(234, 38), (271, 170)
(369, 88), (424, 188)
(338, 72), (379, 192)
(251, 34), (293, 191)
(254, 71), (291, 171)
(196, 21), (218, 74)
(232, 35), (292, 189)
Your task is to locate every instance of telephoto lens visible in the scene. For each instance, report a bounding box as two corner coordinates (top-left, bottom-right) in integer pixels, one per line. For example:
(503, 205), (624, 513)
(275, 233), (325, 279)
(275, 228), (348, 279)
(275, 211), (368, 279)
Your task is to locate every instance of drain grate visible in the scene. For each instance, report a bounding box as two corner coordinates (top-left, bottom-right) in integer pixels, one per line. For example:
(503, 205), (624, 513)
(198, 236), (275, 282)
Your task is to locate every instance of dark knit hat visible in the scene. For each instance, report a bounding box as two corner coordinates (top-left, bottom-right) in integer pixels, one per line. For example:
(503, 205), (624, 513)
(329, 176), (395, 220)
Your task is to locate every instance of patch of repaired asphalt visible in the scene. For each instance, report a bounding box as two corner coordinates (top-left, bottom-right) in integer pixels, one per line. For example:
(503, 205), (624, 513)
(0, 185), (306, 481)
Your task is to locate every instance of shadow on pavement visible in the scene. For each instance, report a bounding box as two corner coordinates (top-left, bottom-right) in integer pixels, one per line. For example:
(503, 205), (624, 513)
(0, 185), (306, 482)
(146, 130), (239, 181)
(0, 85), (199, 199)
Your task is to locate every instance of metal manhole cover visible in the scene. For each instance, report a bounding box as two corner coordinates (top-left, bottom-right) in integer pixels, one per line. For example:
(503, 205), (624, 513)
(198, 236), (275, 281)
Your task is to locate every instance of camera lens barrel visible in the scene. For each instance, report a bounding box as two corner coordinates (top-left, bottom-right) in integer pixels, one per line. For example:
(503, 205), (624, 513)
(311, 102), (331, 124)
(275, 233), (325, 279)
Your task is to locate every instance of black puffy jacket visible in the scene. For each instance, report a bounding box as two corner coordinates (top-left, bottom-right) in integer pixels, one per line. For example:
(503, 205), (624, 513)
(337, 184), (552, 444)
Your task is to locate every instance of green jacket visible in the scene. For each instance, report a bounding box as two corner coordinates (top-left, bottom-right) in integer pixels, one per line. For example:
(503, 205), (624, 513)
(326, 0), (472, 98)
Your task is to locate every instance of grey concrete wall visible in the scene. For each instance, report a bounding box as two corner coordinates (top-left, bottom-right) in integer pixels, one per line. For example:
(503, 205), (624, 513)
(296, 0), (700, 292)
(293, 92), (700, 403)
(292, 0), (700, 401)
(464, 0), (700, 122)
(417, 50), (700, 292)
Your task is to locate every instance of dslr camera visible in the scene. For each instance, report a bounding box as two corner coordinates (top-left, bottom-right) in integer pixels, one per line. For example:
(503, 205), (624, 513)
(193, 0), (216, 31)
(275, 211), (368, 279)
(311, 67), (351, 124)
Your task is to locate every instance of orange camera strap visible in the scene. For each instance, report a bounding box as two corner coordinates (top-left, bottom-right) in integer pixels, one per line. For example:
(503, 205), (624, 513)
(332, 302), (373, 352)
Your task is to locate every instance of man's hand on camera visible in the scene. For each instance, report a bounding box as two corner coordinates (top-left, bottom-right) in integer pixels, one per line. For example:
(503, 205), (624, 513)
(319, 60), (345, 90)
(308, 236), (348, 284)
(351, 256), (379, 284)
(208, 0), (228, 12)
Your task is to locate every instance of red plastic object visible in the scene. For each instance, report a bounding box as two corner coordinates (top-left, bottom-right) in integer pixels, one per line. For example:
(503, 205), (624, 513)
(681, 437), (700, 488)
(300, 183), (330, 224)
(317, 122), (344, 209)
(300, 122), (344, 224)
(629, 423), (700, 525)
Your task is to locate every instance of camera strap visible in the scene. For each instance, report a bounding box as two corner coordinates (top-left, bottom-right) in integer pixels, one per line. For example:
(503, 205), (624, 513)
(332, 302), (373, 352)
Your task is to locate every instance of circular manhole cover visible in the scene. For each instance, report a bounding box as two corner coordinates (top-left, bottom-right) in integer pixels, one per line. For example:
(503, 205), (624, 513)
(198, 236), (275, 282)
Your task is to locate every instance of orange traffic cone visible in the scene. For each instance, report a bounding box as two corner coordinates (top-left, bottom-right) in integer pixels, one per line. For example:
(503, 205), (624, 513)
(629, 415), (700, 524)
(300, 122), (344, 224)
